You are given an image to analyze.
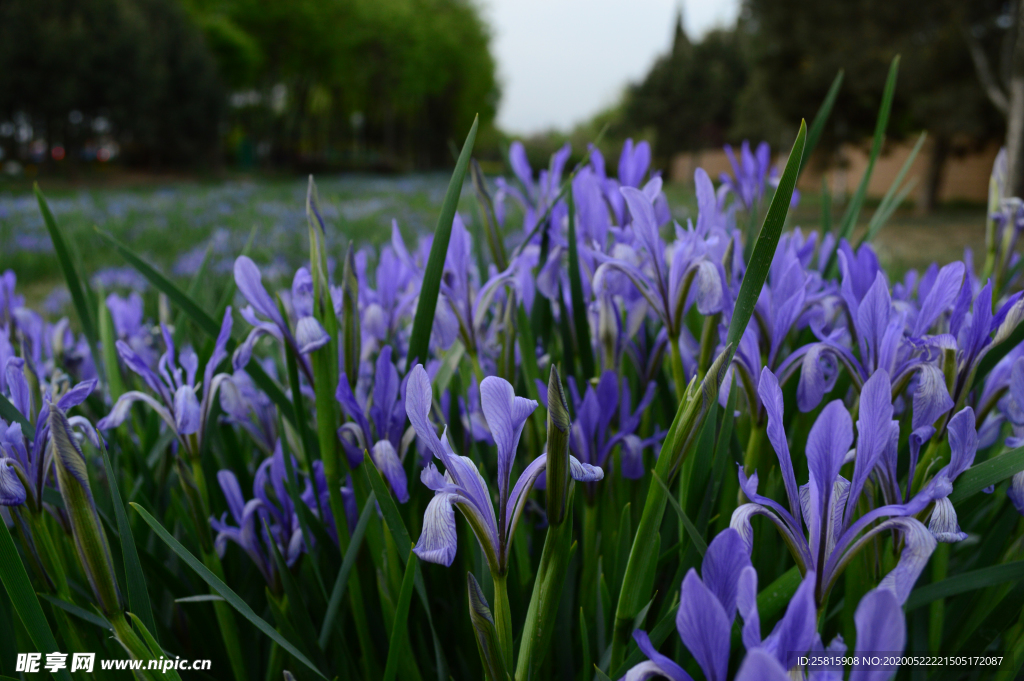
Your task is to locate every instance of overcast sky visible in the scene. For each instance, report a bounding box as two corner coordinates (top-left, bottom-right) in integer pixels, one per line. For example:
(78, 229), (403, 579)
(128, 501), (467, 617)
(482, 0), (741, 135)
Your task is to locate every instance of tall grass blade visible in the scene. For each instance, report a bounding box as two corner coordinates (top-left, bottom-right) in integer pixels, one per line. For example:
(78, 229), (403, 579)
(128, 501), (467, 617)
(801, 70), (844, 173)
(906, 561), (1024, 610)
(652, 472), (706, 556)
(319, 491), (376, 648)
(567, 187), (595, 379)
(0, 520), (72, 681)
(950, 446), (1024, 504)
(833, 56), (900, 248)
(35, 185), (97, 349)
(36, 594), (110, 630)
(727, 119), (807, 355)
(859, 130), (927, 245)
(363, 462), (448, 677)
(407, 116), (479, 368)
(382, 552), (419, 681)
(470, 159), (508, 271)
(130, 503), (328, 679)
(0, 394), (31, 432)
(100, 443), (157, 639)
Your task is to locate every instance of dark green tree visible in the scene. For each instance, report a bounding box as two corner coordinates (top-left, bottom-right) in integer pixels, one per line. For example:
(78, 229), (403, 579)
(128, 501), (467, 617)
(739, 0), (1006, 208)
(624, 12), (748, 162)
(0, 0), (224, 166)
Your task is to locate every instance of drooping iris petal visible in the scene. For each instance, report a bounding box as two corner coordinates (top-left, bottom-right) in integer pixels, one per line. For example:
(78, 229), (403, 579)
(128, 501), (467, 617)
(624, 630), (693, 681)
(98, 391), (177, 433)
(852, 589), (906, 681)
(0, 458), (26, 506)
(759, 571), (818, 669)
(1008, 471), (1024, 514)
(699, 529), (751, 626)
(369, 440), (409, 503)
(758, 367), (802, 523)
(941, 407), (979, 480)
(734, 648), (790, 681)
(735, 567), (760, 651)
(928, 497), (967, 542)
(294, 316), (329, 354)
(676, 570), (730, 681)
(413, 492), (460, 566)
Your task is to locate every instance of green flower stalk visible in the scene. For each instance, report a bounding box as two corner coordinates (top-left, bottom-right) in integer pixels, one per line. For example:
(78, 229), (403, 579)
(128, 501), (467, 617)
(544, 365), (571, 526)
(50, 405), (122, 617)
(467, 572), (511, 681)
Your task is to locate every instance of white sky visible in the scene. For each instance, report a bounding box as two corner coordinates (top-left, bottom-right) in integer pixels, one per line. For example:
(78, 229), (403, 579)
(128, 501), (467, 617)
(483, 0), (741, 135)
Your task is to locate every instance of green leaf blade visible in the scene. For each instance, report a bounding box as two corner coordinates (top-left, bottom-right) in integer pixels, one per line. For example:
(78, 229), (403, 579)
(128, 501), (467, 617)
(727, 119), (807, 354)
(950, 446), (1024, 504)
(129, 503), (328, 680)
(100, 443), (157, 640)
(407, 116), (480, 367)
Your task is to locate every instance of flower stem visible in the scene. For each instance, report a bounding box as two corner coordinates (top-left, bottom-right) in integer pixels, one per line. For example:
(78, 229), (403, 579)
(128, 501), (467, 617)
(929, 543), (949, 653)
(492, 571), (514, 669)
(668, 335), (687, 398)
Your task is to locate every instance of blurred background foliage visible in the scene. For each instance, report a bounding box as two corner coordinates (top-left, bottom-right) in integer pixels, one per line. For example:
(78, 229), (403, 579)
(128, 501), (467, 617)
(0, 0), (499, 170)
(0, 0), (1019, 200)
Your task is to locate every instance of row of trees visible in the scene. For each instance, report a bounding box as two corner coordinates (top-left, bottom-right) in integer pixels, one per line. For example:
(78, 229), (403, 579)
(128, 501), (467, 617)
(614, 0), (1023, 203)
(0, 0), (499, 169)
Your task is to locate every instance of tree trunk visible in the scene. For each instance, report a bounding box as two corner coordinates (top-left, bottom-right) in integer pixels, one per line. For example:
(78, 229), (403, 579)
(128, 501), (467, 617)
(1006, 0), (1024, 197)
(919, 135), (949, 215)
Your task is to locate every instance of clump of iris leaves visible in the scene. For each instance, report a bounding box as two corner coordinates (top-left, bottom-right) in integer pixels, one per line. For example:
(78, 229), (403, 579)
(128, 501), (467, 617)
(1, 57), (1024, 681)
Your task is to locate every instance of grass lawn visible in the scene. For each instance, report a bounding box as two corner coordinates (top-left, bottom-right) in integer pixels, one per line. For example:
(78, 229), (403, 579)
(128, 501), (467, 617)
(0, 173), (989, 316)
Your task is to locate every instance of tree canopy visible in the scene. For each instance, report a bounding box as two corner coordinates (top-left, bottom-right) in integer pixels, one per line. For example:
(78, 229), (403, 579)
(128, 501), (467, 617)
(0, 0), (499, 169)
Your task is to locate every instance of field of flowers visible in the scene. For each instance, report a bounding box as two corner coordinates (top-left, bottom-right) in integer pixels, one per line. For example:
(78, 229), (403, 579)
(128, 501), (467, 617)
(1, 61), (1024, 681)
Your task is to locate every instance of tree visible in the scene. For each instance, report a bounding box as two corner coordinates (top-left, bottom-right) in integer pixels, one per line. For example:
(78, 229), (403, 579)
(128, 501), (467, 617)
(624, 12), (748, 162)
(185, 0), (500, 168)
(740, 0), (1005, 210)
(0, 0), (224, 167)
(964, 0), (1024, 197)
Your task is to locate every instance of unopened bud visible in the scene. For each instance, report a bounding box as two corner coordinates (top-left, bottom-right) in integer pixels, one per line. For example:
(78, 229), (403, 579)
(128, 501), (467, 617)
(545, 366), (572, 525)
(50, 406), (122, 615)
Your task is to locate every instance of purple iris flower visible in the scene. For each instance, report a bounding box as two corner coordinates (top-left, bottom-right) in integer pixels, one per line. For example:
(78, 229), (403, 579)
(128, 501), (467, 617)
(98, 309), (234, 459)
(106, 292), (158, 368)
(719, 140), (801, 212)
(438, 216), (520, 362)
(944, 278), (1024, 409)
(406, 364), (602, 573)
(219, 368), (278, 456)
(211, 443), (313, 590)
(593, 181), (728, 344)
(983, 354), (1024, 515)
(728, 229), (829, 411)
(782, 244), (968, 413)
(232, 257), (329, 382)
(335, 346), (409, 503)
(359, 223), (418, 351)
(497, 141), (570, 242)
(622, 528), (909, 681)
(536, 370), (661, 481)
(0, 360), (97, 509)
(986, 148), (1024, 289)
(732, 367), (947, 606)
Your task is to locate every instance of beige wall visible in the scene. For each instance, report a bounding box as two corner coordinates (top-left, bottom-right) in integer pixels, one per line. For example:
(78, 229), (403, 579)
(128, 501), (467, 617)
(670, 139), (1000, 204)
